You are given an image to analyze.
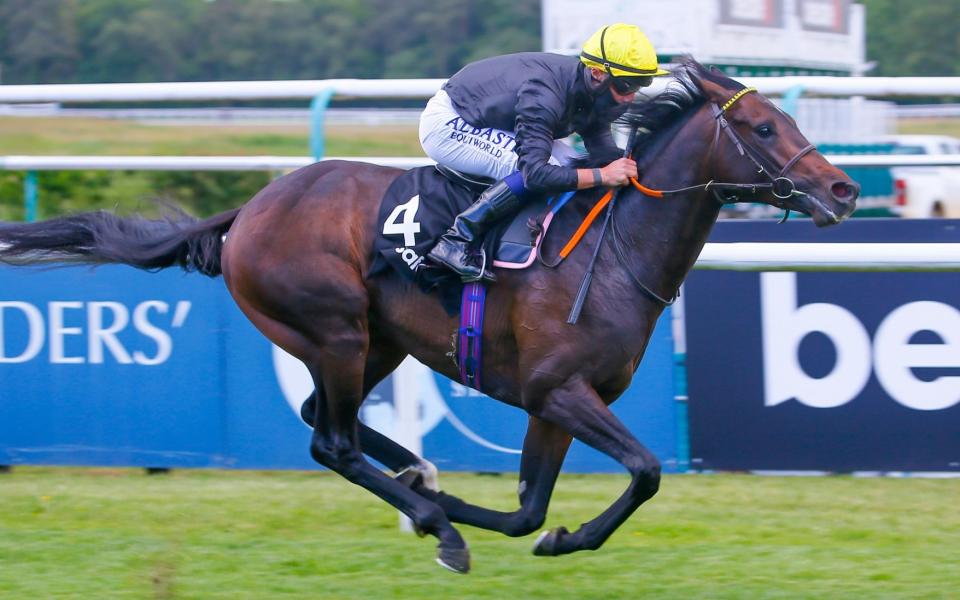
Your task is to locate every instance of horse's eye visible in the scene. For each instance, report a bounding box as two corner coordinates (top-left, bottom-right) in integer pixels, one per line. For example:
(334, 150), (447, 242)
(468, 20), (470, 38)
(755, 124), (775, 139)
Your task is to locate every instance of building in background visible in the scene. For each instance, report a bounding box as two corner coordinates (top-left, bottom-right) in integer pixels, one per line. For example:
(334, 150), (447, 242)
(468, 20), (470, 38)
(542, 0), (892, 143)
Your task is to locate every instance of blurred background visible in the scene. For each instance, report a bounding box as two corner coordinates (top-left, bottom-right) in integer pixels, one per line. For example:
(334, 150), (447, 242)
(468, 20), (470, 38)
(0, 0), (957, 220)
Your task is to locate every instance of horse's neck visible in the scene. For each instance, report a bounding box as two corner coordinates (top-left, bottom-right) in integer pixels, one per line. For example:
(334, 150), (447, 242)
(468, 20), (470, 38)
(615, 108), (721, 302)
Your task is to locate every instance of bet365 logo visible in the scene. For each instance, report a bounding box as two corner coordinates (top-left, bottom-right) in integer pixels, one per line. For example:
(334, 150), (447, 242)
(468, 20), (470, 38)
(761, 273), (959, 411)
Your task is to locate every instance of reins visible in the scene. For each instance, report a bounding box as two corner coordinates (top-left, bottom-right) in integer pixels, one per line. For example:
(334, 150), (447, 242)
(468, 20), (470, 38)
(550, 86), (818, 313)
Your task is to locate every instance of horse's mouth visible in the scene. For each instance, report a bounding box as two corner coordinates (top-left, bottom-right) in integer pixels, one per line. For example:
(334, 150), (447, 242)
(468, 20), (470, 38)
(792, 192), (849, 227)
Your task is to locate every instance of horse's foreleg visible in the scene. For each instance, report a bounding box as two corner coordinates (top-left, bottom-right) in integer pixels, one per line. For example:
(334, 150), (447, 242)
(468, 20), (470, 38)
(526, 377), (661, 556)
(355, 413), (570, 539)
(418, 416), (572, 537)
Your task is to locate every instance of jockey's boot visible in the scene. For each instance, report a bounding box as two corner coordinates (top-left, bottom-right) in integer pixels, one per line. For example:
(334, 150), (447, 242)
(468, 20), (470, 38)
(427, 179), (522, 282)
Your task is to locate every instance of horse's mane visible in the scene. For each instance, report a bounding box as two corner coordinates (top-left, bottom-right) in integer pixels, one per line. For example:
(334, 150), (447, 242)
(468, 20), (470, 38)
(575, 57), (745, 167)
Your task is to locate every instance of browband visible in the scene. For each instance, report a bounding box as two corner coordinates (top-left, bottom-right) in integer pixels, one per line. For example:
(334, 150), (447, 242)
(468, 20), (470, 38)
(720, 87), (758, 112)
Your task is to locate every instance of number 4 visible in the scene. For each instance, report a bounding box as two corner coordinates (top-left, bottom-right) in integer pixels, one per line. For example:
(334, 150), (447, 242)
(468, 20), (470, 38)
(383, 194), (422, 247)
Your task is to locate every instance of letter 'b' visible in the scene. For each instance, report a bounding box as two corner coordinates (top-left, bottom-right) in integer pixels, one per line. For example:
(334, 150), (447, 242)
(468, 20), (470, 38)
(761, 273), (871, 408)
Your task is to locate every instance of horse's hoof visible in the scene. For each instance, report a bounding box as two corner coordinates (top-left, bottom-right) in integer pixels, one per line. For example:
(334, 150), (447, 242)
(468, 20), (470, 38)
(532, 526), (569, 556)
(436, 545), (470, 574)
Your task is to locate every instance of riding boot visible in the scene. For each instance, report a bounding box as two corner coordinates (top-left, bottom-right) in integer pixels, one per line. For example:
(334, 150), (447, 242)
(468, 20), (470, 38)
(427, 180), (523, 282)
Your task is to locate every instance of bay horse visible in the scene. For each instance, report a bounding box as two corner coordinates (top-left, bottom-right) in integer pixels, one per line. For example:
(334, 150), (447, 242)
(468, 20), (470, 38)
(0, 60), (857, 573)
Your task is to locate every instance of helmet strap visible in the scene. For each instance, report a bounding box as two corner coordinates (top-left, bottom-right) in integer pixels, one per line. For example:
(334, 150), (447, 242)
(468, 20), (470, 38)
(599, 26), (614, 79)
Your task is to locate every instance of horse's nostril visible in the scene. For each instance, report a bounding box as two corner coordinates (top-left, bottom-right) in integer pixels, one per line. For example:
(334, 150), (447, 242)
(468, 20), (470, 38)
(831, 181), (858, 201)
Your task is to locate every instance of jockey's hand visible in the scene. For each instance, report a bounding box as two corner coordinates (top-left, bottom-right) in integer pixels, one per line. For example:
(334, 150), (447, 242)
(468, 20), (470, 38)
(600, 158), (638, 186)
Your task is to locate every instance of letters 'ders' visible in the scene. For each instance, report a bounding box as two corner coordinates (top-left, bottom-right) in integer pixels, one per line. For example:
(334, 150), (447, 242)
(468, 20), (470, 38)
(0, 300), (191, 365)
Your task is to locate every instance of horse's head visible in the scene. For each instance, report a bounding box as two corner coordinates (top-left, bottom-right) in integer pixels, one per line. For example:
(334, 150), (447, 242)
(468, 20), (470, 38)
(670, 60), (859, 226)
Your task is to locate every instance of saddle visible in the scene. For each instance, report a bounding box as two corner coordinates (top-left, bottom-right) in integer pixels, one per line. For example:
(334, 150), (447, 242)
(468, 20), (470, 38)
(371, 165), (570, 289)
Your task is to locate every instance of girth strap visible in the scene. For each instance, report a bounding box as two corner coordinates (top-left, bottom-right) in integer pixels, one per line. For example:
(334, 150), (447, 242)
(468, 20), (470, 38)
(457, 282), (487, 389)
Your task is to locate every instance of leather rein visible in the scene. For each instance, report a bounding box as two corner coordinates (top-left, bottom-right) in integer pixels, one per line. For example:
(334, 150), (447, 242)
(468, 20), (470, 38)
(610, 87), (816, 307)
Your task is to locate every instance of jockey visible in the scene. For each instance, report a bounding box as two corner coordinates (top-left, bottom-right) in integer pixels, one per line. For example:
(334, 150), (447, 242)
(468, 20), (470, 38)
(419, 23), (669, 282)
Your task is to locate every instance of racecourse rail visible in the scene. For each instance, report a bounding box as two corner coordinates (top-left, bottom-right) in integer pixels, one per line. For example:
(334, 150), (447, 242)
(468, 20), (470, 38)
(1, 76), (960, 102)
(1, 75), (959, 272)
(1, 151), (959, 272)
(2, 155), (960, 272)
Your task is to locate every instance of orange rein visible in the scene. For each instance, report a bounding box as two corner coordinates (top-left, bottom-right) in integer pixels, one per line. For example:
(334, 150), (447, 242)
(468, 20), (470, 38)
(629, 177), (663, 198)
(556, 178), (663, 259)
(555, 88), (759, 260)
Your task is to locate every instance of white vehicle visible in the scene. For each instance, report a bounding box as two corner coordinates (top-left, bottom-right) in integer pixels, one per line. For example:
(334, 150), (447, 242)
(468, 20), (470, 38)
(883, 135), (960, 218)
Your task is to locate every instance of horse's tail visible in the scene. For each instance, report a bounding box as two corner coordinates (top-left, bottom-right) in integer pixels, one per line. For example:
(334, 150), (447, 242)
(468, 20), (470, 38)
(0, 207), (240, 277)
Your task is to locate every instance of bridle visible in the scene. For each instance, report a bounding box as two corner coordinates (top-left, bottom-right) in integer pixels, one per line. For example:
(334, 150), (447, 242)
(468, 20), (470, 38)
(630, 87), (816, 212)
(552, 86), (819, 312)
(709, 88), (816, 206)
(608, 87), (816, 307)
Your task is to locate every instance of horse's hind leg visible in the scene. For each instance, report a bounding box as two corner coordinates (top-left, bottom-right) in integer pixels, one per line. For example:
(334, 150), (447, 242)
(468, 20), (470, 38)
(253, 301), (469, 572)
(310, 346), (470, 573)
(300, 341), (440, 492)
(303, 394), (439, 490)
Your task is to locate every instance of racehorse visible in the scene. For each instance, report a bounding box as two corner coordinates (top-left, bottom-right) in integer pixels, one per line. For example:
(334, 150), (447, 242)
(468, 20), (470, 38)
(0, 59), (857, 573)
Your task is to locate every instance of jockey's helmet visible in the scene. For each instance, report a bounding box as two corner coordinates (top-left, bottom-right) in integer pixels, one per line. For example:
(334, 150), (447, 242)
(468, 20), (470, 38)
(580, 23), (669, 86)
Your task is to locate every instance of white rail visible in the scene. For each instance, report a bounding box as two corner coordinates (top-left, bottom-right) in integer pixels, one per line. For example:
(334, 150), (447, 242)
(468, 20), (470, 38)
(0, 155), (431, 171)
(825, 155), (960, 167)
(0, 80), (446, 103)
(2, 155), (957, 273)
(3, 154), (957, 171)
(695, 243), (960, 272)
(0, 76), (959, 103)
(0, 105), (424, 125)
(3, 241), (956, 272)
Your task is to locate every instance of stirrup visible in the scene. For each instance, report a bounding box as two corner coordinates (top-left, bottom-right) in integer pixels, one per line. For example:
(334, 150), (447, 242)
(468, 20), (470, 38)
(461, 249), (495, 283)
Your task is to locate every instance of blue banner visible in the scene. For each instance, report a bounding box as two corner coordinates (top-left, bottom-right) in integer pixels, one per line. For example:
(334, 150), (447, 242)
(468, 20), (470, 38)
(685, 219), (960, 472)
(0, 265), (679, 473)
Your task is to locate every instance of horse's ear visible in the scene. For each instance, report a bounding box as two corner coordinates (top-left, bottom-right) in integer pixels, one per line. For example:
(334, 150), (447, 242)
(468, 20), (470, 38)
(692, 66), (740, 105)
(697, 77), (733, 104)
(676, 58), (741, 104)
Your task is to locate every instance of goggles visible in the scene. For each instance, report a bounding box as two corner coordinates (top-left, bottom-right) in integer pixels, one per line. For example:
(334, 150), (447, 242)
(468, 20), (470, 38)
(610, 75), (652, 95)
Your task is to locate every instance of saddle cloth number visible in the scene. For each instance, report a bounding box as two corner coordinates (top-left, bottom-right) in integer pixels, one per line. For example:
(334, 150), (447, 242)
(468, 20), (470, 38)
(383, 194), (422, 247)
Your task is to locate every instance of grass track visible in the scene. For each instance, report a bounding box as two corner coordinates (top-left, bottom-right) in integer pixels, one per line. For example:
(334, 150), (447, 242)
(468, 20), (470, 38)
(1, 468), (958, 599)
(0, 117), (423, 157)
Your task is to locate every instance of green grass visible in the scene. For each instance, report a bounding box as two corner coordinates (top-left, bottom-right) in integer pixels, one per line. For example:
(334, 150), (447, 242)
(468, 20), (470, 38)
(0, 117), (424, 157)
(897, 118), (960, 138)
(1, 468), (958, 599)
(0, 117), (425, 220)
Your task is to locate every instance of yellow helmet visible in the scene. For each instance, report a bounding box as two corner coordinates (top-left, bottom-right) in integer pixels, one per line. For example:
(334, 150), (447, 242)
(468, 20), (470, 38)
(580, 23), (669, 78)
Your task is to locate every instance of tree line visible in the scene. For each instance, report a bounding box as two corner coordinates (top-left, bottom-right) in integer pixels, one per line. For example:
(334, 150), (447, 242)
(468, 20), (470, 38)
(0, 0), (541, 85)
(0, 1), (956, 85)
